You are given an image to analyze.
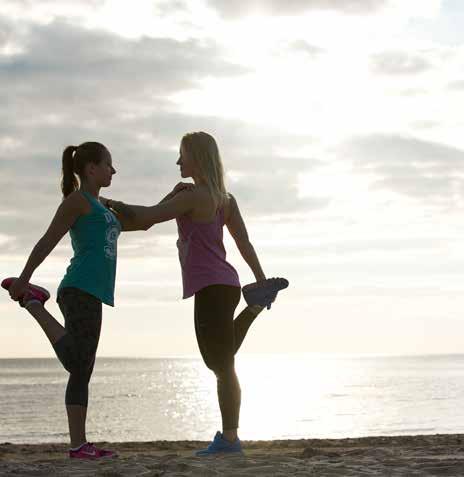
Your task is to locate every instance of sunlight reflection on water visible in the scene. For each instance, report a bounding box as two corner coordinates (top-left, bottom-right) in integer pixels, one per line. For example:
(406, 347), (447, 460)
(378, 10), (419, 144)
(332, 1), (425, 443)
(2, 354), (464, 443)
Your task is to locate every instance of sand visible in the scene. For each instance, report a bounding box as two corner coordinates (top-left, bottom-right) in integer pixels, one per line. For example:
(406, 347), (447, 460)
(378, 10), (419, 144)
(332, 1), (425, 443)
(2, 434), (464, 476)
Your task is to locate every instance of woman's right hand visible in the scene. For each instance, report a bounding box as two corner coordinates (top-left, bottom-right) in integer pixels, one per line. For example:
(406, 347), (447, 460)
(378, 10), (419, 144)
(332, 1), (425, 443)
(99, 196), (112, 209)
(8, 277), (29, 301)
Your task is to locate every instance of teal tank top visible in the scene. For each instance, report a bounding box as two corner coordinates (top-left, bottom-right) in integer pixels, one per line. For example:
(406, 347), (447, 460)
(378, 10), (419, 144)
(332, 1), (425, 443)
(58, 191), (121, 306)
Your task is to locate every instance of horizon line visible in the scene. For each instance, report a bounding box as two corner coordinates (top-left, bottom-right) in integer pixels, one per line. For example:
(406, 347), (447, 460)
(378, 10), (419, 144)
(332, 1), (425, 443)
(1, 351), (464, 360)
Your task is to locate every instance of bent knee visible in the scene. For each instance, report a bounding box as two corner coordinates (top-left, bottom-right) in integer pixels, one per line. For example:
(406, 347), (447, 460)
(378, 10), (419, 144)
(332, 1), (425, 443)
(208, 360), (235, 379)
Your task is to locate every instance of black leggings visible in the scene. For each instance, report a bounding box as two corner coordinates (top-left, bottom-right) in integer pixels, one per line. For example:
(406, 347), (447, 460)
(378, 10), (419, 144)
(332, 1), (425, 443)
(55, 287), (102, 407)
(194, 284), (259, 430)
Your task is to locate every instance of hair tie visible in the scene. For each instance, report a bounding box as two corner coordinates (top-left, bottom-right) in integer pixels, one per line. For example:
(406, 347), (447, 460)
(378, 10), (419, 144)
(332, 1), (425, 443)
(71, 146), (78, 172)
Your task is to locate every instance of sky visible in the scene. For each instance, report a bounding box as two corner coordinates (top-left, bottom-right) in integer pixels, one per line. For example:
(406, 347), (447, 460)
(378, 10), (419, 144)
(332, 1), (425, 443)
(1, 0), (464, 358)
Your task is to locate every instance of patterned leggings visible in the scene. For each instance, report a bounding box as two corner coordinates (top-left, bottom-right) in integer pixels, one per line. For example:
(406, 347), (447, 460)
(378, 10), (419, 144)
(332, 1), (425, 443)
(55, 287), (102, 407)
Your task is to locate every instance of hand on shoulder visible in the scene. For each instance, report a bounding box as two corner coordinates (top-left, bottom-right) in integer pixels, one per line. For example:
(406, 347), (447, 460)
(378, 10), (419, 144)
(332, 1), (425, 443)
(172, 182), (196, 196)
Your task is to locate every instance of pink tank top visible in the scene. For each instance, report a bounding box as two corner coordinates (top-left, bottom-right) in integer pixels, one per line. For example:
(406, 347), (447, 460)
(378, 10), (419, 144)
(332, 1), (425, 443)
(176, 207), (241, 299)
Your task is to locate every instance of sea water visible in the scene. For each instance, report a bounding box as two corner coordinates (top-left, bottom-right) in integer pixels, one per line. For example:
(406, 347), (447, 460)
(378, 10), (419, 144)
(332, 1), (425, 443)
(0, 354), (463, 443)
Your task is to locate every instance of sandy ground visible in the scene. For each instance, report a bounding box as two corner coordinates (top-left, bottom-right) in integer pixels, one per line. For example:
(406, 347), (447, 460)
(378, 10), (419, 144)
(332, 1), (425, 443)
(2, 434), (464, 476)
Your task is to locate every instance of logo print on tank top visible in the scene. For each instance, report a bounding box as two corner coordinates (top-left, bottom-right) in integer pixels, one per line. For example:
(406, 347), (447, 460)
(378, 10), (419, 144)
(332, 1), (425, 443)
(103, 212), (120, 259)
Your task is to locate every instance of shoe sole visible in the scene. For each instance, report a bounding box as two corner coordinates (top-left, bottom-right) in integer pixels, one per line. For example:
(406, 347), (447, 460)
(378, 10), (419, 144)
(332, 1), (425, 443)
(27, 284), (51, 301)
(242, 278), (289, 307)
(242, 278), (289, 293)
(69, 454), (118, 459)
(195, 449), (243, 456)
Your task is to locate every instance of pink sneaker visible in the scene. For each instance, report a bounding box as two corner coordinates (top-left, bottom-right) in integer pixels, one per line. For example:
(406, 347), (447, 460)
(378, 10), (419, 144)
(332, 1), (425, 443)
(69, 442), (117, 459)
(1, 277), (50, 307)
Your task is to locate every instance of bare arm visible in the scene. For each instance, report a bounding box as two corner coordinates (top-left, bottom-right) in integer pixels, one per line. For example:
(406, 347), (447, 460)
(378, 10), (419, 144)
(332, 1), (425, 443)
(225, 194), (266, 282)
(109, 189), (196, 231)
(158, 190), (178, 204)
(102, 183), (195, 232)
(99, 196), (148, 232)
(9, 192), (86, 300)
(101, 199), (144, 232)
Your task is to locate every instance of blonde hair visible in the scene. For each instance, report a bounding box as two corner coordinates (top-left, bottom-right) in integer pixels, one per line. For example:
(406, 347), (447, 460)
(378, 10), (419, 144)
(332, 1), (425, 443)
(181, 131), (229, 210)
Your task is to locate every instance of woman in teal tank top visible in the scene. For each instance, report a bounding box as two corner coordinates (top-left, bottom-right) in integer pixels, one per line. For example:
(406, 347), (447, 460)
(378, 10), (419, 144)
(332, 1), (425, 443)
(4, 141), (145, 459)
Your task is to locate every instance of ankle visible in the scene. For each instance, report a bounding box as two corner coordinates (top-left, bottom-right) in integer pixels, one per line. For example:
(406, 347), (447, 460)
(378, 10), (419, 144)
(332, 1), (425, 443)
(70, 441), (87, 450)
(24, 300), (42, 311)
(222, 430), (238, 442)
(248, 305), (264, 317)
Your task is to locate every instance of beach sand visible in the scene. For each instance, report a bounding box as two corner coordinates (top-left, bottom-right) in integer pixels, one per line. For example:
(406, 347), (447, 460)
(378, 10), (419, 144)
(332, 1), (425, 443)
(1, 434), (464, 476)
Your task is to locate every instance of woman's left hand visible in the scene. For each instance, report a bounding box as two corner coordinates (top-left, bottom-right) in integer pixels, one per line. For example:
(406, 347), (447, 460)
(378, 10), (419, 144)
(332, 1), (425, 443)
(172, 182), (195, 196)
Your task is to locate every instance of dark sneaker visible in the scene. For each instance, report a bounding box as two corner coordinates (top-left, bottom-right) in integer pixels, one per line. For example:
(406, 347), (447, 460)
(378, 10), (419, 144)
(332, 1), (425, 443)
(195, 431), (243, 456)
(242, 277), (289, 309)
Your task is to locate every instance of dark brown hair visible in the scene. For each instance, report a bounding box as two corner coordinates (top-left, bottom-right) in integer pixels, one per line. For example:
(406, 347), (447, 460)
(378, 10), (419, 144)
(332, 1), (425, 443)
(61, 141), (108, 197)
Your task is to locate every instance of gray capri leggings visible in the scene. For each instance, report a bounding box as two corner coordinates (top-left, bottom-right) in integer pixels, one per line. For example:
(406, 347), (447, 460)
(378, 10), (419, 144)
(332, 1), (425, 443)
(54, 287), (102, 407)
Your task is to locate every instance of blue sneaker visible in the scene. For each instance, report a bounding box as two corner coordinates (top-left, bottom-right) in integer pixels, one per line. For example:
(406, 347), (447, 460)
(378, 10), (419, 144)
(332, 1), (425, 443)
(242, 277), (289, 310)
(195, 431), (243, 456)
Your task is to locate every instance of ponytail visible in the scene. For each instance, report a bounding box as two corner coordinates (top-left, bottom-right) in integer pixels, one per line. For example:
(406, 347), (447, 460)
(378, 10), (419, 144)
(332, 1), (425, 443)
(61, 145), (79, 198)
(61, 142), (108, 198)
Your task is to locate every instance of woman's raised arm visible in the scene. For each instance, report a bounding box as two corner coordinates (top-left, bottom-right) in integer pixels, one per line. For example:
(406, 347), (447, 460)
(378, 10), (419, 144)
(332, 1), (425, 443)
(9, 192), (86, 300)
(104, 183), (195, 232)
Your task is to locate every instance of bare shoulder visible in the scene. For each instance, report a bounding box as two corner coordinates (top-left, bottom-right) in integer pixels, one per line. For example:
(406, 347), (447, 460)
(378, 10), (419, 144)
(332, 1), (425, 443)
(224, 192), (238, 223)
(226, 192), (238, 209)
(62, 191), (90, 214)
(227, 192), (237, 206)
(167, 187), (199, 219)
(175, 186), (201, 203)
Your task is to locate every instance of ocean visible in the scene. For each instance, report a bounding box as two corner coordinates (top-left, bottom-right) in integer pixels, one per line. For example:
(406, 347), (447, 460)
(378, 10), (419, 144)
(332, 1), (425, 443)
(1, 354), (463, 444)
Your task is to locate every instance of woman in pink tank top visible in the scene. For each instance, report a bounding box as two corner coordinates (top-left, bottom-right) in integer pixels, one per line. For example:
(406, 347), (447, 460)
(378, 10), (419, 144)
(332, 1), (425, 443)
(106, 132), (288, 455)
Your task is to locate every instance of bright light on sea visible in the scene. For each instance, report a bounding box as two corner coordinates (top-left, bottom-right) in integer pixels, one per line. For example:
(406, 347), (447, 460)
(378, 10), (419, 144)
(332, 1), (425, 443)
(1, 354), (463, 443)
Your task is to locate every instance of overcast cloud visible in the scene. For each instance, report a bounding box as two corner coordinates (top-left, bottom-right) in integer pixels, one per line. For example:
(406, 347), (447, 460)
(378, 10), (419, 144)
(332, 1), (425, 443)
(370, 51), (433, 75)
(0, 15), (323, 257)
(342, 134), (464, 205)
(207, 0), (388, 17)
(2, 0), (464, 357)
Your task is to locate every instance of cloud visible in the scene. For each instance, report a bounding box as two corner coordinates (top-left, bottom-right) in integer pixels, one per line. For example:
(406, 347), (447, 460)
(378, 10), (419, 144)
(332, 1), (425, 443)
(0, 17), (322, 256)
(341, 134), (464, 204)
(410, 120), (441, 130)
(0, 19), (248, 105)
(0, 16), (246, 175)
(230, 169), (330, 215)
(0, 111), (322, 255)
(0, 20), (12, 48)
(206, 0), (388, 18)
(0, 16), (250, 173)
(288, 40), (325, 57)
(448, 80), (464, 91)
(398, 88), (429, 97)
(370, 51), (432, 75)
(3, 0), (100, 7)
(2, 0), (102, 22)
